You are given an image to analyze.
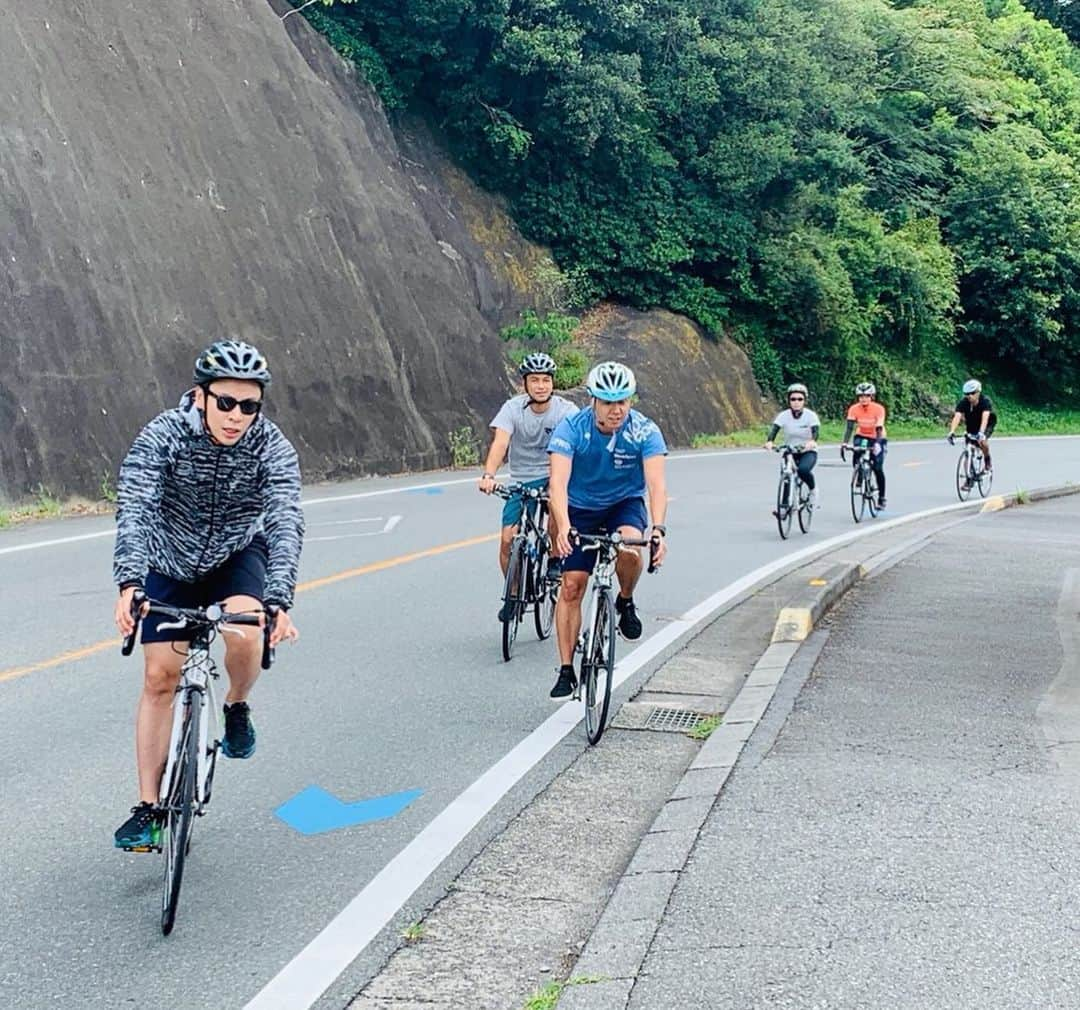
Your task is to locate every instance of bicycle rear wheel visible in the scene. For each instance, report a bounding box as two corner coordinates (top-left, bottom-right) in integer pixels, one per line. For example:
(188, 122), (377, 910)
(583, 590), (617, 745)
(775, 473), (794, 539)
(956, 451), (973, 501)
(850, 467), (866, 523)
(161, 696), (199, 936)
(501, 540), (526, 662)
(797, 481), (813, 533)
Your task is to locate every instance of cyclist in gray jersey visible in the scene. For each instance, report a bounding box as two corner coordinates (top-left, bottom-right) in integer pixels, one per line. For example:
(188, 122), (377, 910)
(479, 353), (578, 619)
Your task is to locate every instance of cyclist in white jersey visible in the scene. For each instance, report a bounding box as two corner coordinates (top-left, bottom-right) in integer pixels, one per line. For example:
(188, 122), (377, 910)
(764, 383), (821, 507)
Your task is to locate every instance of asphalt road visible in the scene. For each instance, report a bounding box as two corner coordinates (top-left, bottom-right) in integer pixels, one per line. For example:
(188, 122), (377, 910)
(626, 493), (1080, 1009)
(1, 437), (1077, 1009)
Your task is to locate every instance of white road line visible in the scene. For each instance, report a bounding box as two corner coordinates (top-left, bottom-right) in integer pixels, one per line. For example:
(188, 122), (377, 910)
(242, 491), (1003, 1010)
(6, 435), (1078, 556)
(0, 530), (114, 556)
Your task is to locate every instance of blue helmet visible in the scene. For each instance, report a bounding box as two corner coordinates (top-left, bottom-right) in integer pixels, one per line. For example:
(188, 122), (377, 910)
(586, 361), (636, 401)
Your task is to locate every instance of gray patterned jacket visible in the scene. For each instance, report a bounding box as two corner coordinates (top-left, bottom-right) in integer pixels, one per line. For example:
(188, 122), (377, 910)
(112, 393), (305, 609)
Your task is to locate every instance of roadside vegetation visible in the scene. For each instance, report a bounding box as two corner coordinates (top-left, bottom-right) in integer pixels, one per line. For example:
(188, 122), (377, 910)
(306, 0), (1080, 421)
(694, 399), (1080, 447)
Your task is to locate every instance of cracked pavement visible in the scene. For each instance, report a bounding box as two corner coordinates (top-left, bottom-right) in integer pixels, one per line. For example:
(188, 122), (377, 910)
(620, 496), (1080, 1010)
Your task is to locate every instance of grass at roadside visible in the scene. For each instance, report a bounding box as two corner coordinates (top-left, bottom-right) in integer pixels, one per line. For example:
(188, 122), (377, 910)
(693, 407), (1080, 449)
(521, 977), (605, 1010)
(0, 491), (114, 529)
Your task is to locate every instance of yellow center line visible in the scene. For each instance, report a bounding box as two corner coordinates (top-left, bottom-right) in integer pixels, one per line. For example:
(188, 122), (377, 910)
(0, 533), (498, 686)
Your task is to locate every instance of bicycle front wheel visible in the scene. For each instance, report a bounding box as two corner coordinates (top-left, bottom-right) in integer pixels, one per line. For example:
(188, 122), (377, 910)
(533, 552), (556, 641)
(850, 467), (866, 523)
(797, 481), (813, 534)
(161, 698), (199, 936)
(975, 454), (992, 497)
(866, 471), (879, 518)
(583, 590), (617, 745)
(501, 540), (526, 662)
(775, 473), (794, 539)
(956, 451), (973, 501)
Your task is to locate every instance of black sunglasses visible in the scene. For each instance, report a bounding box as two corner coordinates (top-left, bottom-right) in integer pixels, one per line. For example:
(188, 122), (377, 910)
(788, 395), (805, 401)
(204, 389), (263, 415)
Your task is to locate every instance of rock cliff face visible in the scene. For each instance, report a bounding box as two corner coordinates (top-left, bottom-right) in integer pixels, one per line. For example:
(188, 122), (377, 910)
(0, 1), (765, 502)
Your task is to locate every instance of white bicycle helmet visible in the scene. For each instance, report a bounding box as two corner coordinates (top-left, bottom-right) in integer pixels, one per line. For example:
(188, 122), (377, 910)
(962, 378), (982, 394)
(855, 381), (876, 396)
(586, 361), (636, 401)
(787, 383), (808, 399)
(519, 352), (558, 377)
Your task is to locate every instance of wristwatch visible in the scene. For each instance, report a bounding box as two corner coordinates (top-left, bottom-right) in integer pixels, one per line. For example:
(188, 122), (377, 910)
(652, 524), (667, 537)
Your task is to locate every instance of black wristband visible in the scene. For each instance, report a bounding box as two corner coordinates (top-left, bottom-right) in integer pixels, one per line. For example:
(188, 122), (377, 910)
(652, 524), (667, 537)
(119, 580), (143, 593)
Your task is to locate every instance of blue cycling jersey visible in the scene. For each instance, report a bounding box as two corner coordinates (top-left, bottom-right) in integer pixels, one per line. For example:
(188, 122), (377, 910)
(547, 407), (667, 509)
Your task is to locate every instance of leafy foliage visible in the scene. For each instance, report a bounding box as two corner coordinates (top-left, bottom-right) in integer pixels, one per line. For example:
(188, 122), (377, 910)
(307, 0), (1080, 412)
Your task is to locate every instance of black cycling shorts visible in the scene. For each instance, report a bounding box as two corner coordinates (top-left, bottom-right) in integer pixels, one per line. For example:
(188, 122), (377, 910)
(141, 536), (268, 644)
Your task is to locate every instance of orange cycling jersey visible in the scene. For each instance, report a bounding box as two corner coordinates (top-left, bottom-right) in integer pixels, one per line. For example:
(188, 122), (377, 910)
(847, 401), (887, 439)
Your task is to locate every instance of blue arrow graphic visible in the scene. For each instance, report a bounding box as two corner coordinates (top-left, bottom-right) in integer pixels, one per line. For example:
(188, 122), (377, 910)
(276, 786), (423, 836)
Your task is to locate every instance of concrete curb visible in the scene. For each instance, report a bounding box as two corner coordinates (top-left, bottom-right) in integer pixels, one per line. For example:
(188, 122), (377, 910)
(556, 482), (1080, 1010)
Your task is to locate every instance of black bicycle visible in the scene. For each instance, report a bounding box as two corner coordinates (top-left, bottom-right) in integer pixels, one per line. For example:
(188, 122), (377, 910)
(951, 432), (992, 501)
(571, 531), (658, 744)
(842, 438), (880, 523)
(492, 484), (559, 661)
(121, 594), (273, 935)
(772, 445), (813, 539)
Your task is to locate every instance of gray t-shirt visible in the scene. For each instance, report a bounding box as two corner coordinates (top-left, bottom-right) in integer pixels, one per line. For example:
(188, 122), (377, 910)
(491, 394), (579, 481)
(771, 407), (821, 447)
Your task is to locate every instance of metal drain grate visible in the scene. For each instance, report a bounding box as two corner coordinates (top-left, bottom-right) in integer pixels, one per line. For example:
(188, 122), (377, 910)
(643, 707), (709, 733)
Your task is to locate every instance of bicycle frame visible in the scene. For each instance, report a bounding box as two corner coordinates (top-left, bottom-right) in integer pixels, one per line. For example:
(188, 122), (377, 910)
(157, 634), (219, 814)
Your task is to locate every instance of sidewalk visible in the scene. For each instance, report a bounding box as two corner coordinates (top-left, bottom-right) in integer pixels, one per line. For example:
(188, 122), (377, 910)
(562, 494), (1080, 1009)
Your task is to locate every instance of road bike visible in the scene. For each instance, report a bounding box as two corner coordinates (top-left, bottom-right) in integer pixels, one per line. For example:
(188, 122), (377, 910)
(492, 484), (560, 661)
(771, 445), (813, 539)
(121, 595), (273, 935)
(842, 438), (880, 523)
(570, 531), (657, 745)
(952, 432), (992, 501)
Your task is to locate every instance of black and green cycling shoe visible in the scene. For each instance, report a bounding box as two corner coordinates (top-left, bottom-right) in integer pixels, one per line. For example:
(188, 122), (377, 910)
(114, 802), (161, 850)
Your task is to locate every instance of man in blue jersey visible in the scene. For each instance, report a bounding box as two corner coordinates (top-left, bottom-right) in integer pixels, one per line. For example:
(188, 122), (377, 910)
(546, 361), (668, 699)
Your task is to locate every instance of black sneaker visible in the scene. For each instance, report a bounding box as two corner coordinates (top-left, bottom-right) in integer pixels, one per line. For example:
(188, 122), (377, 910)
(498, 602), (512, 623)
(222, 701), (256, 759)
(877, 498), (887, 510)
(550, 665), (576, 699)
(616, 596), (642, 640)
(114, 802), (160, 850)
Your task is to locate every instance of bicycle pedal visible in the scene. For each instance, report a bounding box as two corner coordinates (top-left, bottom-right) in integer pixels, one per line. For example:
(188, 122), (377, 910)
(123, 844), (160, 854)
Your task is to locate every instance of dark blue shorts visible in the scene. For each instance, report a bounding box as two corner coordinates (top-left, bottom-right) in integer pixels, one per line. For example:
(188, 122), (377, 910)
(564, 498), (649, 574)
(142, 537), (268, 644)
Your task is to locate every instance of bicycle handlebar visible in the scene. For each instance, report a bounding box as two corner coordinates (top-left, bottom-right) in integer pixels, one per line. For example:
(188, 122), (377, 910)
(570, 529), (661, 574)
(491, 483), (548, 502)
(122, 592), (274, 669)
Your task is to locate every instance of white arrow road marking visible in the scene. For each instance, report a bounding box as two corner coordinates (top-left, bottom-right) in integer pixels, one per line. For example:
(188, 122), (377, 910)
(305, 515), (403, 543)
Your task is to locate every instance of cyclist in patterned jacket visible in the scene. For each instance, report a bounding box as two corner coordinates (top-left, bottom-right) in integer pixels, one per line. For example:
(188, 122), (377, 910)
(111, 340), (304, 849)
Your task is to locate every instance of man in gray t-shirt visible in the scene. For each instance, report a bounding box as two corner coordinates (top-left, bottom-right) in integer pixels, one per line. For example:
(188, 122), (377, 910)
(479, 354), (578, 596)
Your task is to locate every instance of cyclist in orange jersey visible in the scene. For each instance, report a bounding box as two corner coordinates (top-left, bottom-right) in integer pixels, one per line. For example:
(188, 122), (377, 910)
(841, 381), (888, 510)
